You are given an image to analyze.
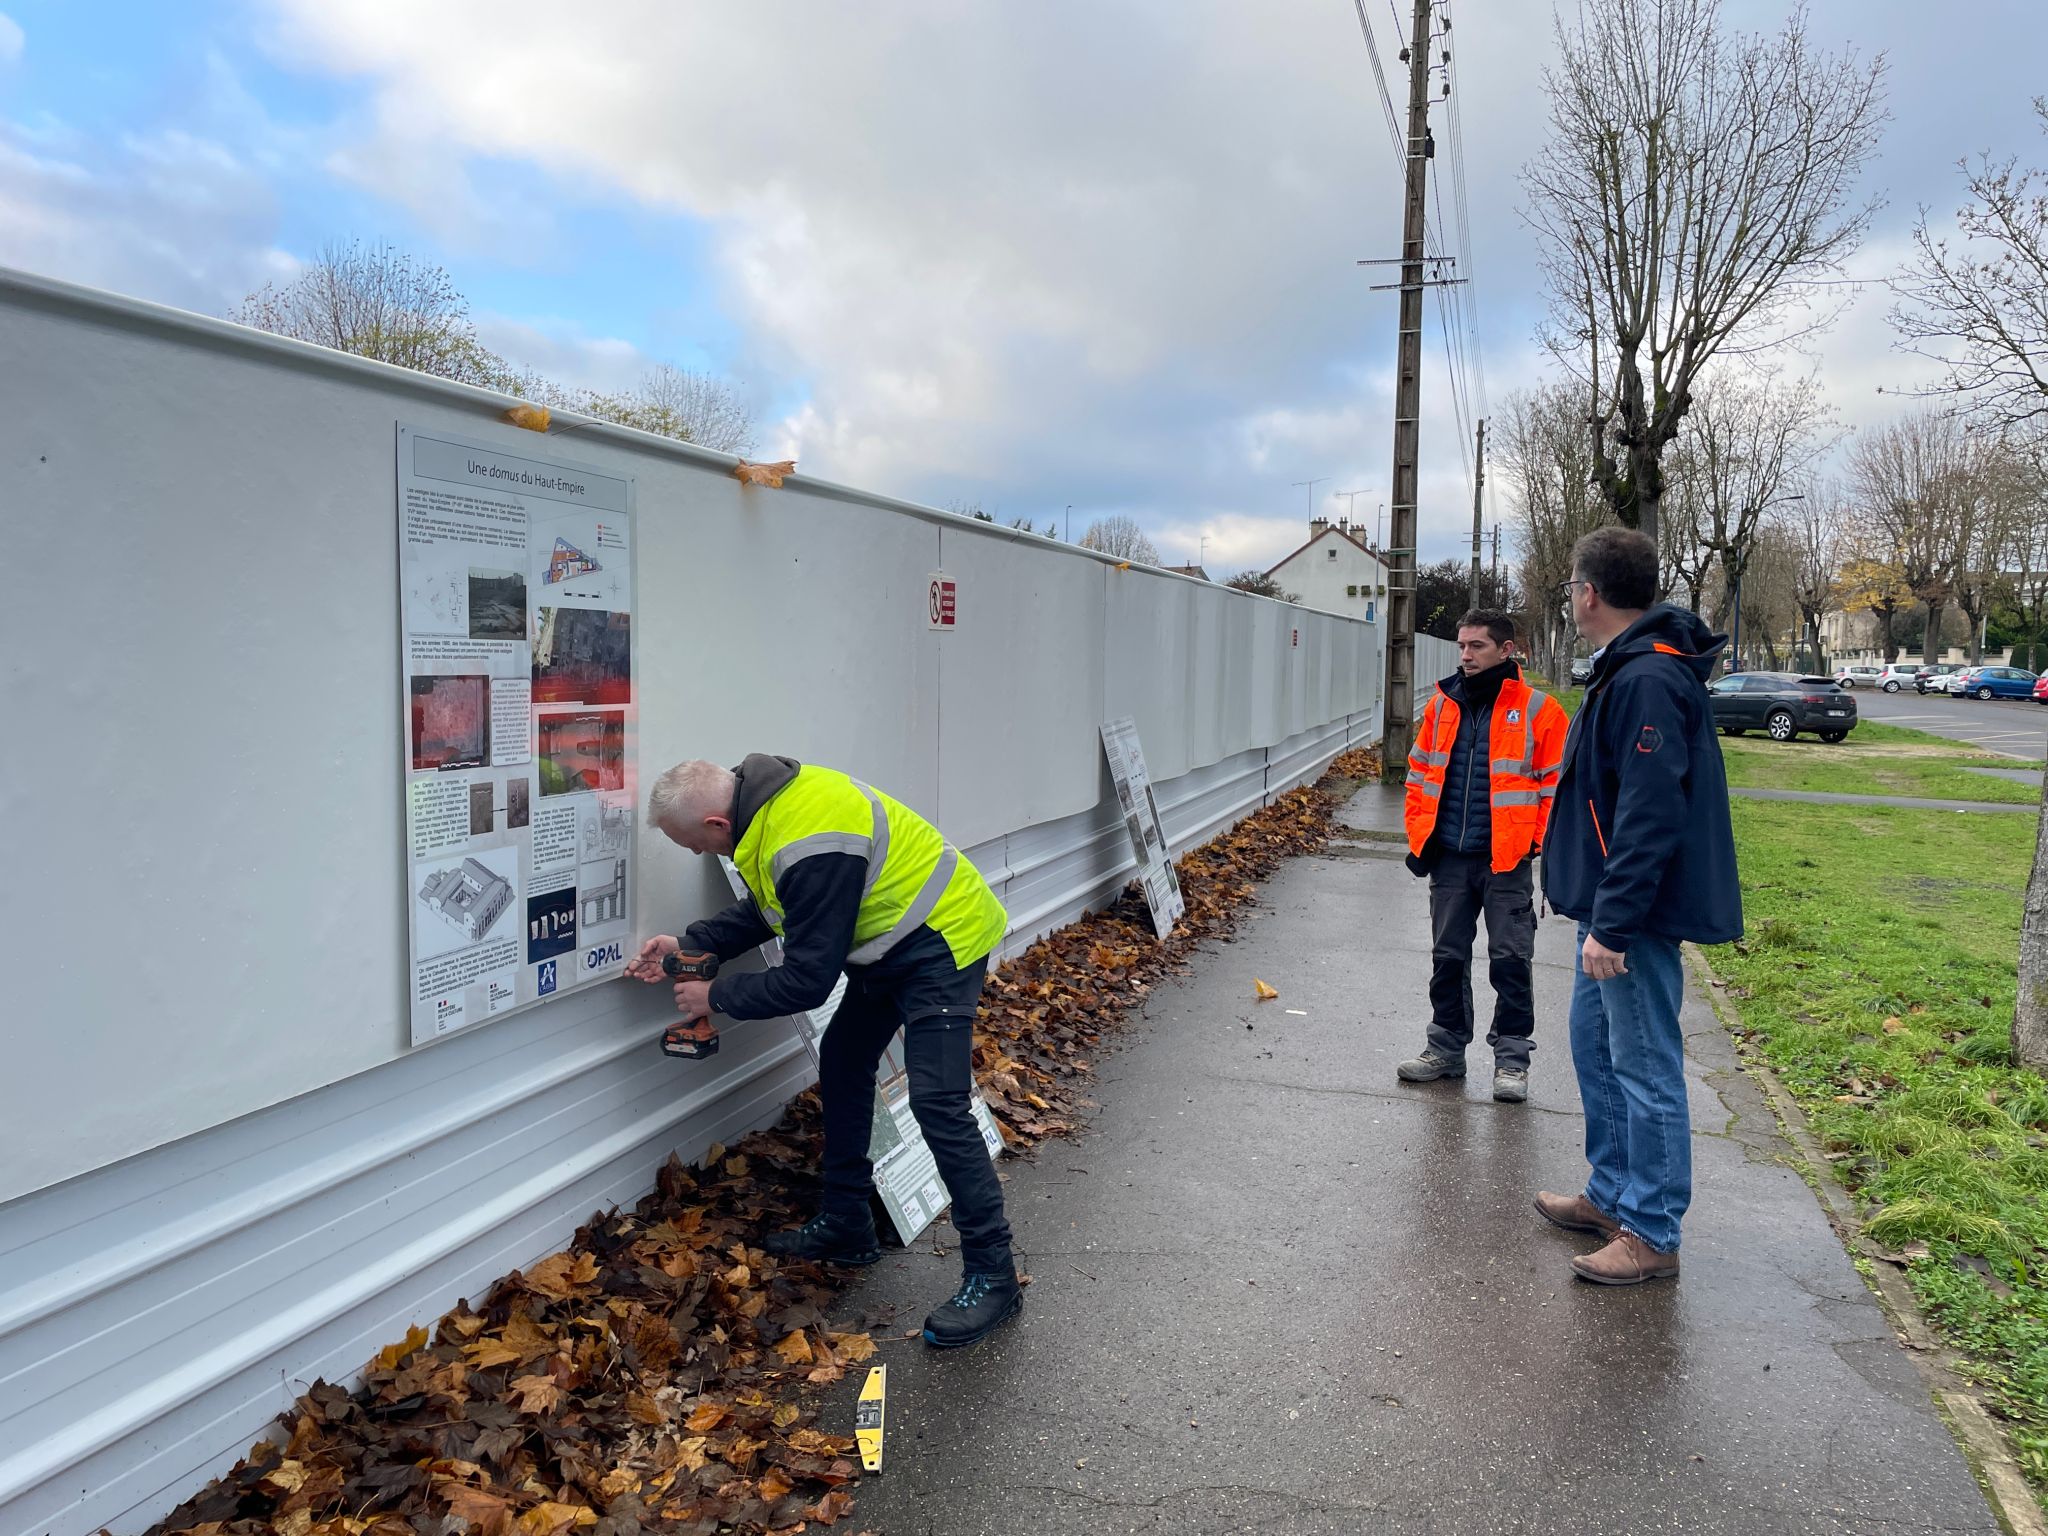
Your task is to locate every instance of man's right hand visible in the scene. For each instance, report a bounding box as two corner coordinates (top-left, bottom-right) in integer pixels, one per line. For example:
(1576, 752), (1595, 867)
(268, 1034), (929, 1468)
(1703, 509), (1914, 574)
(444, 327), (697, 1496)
(626, 934), (681, 982)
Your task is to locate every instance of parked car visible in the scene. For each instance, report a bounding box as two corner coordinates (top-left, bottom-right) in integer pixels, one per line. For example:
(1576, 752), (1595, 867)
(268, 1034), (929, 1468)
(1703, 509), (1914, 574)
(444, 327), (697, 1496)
(1914, 663), (1963, 694)
(1953, 665), (2042, 701)
(1569, 656), (1594, 684)
(1707, 672), (1859, 742)
(1875, 663), (1920, 692)
(1833, 664), (1885, 689)
(2036, 674), (2048, 705)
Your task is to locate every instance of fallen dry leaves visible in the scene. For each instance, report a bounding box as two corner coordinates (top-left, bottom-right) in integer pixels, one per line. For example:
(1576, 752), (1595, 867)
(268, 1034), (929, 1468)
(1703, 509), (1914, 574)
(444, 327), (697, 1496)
(136, 747), (1376, 1536)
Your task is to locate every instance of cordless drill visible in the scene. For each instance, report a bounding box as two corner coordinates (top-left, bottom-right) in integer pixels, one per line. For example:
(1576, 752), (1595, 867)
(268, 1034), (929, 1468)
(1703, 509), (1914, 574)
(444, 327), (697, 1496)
(659, 949), (721, 1059)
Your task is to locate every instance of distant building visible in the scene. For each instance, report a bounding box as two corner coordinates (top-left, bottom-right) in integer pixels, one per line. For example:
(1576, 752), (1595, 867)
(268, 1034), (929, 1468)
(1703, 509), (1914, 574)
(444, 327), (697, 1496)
(1267, 517), (1387, 620)
(1164, 563), (1211, 581)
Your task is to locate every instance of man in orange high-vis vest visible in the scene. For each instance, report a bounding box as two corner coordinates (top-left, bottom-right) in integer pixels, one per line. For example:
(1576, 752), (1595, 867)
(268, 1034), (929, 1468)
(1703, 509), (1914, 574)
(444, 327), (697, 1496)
(1397, 610), (1569, 1103)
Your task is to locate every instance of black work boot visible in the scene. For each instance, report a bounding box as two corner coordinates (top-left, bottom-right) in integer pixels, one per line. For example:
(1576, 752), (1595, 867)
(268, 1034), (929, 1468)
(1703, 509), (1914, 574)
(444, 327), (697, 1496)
(762, 1211), (882, 1266)
(922, 1270), (1023, 1348)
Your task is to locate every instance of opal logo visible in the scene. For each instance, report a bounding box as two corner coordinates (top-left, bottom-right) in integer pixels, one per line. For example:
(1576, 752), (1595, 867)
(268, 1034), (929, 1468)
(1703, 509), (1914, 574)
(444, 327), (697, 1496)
(584, 940), (624, 971)
(537, 959), (558, 996)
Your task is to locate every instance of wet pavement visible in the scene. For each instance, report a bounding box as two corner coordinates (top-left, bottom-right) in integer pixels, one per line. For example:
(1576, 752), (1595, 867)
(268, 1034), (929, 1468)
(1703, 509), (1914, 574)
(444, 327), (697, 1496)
(826, 783), (2001, 1535)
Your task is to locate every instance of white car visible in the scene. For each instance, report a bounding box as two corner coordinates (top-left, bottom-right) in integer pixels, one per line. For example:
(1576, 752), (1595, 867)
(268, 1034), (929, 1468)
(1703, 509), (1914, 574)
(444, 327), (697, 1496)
(1833, 664), (1885, 689)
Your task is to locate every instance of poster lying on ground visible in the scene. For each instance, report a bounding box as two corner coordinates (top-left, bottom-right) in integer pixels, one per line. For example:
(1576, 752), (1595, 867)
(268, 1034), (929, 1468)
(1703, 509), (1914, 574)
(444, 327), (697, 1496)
(718, 860), (1004, 1245)
(1101, 717), (1186, 941)
(398, 426), (637, 1045)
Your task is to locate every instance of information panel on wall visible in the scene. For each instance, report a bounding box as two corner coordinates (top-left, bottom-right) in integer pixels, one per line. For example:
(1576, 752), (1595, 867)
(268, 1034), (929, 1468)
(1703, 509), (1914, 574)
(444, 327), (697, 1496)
(398, 426), (637, 1045)
(1101, 717), (1186, 942)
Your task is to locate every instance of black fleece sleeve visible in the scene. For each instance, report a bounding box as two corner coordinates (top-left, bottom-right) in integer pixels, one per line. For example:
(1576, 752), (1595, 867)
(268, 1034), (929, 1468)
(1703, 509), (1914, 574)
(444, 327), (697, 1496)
(1588, 667), (1696, 951)
(681, 899), (775, 963)
(705, 851), (865, 1020)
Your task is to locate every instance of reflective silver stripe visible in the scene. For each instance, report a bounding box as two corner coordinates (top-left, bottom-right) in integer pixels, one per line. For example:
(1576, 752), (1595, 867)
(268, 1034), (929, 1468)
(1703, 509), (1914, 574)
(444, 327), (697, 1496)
(1538, 785), (1558, 801)
(1489, 756), (1528, 777)
(852, 781), (891, 895)
(1415, 751), (1450, 767)
(1411, 777), (1442, 799)
(1493, 789), (1542, 806)
(771, 831), (872, 883)
(845, 845), (960, 965)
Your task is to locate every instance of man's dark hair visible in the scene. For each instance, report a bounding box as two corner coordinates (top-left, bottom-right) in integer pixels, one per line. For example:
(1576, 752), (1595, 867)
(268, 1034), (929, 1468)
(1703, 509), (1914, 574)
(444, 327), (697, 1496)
(1571, 527), (1658, 611)
(1455, 608), (1517, 647)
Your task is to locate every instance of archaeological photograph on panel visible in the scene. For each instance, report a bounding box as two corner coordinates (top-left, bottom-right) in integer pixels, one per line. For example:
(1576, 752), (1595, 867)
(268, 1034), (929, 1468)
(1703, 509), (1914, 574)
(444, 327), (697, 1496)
(525, 881), (576, 965)
(413, 845), (519, 960)
(467, 567), (528, 640)
(532, 607), (631, 706)
(410, 674), (491, 772)
(506, 775), (530, 830)
(468, 779), (495, 836)
(537, 708), (626, 796)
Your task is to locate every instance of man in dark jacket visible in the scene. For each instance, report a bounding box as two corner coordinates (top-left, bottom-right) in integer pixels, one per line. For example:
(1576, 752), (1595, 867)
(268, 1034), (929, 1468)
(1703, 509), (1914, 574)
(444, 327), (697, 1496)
(630, 755), (1022, 1346)
(1536, 528), (1741, 1286)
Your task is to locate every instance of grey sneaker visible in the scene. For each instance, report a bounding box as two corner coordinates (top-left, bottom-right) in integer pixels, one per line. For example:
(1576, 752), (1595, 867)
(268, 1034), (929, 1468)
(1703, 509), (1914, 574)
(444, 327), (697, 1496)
(1493, 1066), (1529, 1103)
(1396, 1049), (1466, 1082)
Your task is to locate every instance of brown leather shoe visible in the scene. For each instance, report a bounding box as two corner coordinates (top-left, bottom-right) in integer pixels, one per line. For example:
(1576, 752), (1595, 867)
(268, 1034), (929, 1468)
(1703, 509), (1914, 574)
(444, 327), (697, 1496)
(1533, 1190), (1620, 1241)
(1570, 1231), (1680, 1286)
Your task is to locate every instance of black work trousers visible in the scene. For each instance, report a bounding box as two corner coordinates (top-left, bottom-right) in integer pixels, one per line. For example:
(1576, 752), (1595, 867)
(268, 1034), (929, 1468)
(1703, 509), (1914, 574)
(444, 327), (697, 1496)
(816, 954), (1013, 1274)
(1424, 851), (1538, 1069)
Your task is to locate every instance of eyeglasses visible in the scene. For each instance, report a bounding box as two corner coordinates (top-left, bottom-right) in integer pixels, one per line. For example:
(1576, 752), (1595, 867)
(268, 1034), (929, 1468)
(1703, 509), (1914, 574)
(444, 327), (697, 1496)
(1557, 579), (1591, 599)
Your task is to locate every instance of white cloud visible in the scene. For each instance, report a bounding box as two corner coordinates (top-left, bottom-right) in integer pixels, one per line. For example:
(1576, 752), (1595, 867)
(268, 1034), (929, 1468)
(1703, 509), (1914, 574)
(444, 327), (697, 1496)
(255, 0), (1558, 549)
(0, 13), (23, 66)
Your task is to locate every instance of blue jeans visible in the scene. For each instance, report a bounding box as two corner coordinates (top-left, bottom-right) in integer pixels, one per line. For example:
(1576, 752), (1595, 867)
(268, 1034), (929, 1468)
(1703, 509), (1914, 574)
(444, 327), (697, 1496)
(1568, 926), (1690, 1253)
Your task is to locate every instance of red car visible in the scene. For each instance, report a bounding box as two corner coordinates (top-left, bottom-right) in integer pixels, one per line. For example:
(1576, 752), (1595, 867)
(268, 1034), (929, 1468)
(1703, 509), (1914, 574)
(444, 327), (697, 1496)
(2035, 674), (2048, 705)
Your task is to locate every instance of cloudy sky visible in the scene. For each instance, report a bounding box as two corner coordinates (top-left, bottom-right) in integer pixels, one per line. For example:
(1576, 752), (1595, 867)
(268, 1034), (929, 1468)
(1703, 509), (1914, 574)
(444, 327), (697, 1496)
(4, 0), (2044, 573)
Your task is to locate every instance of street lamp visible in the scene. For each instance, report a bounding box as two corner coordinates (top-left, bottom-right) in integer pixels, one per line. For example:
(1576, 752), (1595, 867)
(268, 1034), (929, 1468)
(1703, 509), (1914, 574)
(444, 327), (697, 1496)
(1731, 492), (1804, 671)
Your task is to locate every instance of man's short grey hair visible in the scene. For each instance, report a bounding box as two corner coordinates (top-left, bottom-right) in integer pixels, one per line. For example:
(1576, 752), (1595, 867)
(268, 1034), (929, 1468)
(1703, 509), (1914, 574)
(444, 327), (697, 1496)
(647, 760), (736, 830)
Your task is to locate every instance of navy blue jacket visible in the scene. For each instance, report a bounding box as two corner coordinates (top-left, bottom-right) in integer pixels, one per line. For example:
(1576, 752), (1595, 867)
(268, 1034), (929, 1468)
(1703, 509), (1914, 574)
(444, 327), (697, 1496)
(1541, 605), (1742, 950)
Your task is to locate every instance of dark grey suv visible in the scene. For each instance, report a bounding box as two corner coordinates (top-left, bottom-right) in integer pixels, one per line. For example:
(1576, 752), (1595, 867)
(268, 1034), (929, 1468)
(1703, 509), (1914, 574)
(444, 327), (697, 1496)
(1706, 672), (1859, 743)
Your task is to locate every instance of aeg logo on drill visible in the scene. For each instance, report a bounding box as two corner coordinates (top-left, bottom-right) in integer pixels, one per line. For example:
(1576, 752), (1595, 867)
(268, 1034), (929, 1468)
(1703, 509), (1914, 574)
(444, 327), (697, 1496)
(584, 940), (624, 971)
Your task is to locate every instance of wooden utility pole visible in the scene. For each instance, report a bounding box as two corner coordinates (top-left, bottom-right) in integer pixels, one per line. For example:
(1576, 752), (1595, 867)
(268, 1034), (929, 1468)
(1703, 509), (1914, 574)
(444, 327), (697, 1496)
(1382, 0), (1435, 783)
(1466, 418), (1486, 610)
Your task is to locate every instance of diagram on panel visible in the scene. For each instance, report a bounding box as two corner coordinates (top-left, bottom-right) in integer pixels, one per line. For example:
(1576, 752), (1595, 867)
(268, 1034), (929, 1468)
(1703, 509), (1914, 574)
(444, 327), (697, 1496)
(582, 801), (630, 859)
(579, 857), (627, 929)
(544, 537), (601, 585)
(418, 856), (515, 945)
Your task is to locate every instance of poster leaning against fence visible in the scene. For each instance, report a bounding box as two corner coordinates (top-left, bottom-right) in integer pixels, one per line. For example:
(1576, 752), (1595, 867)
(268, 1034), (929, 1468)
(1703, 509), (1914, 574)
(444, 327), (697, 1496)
(397, 425), (638, 1045)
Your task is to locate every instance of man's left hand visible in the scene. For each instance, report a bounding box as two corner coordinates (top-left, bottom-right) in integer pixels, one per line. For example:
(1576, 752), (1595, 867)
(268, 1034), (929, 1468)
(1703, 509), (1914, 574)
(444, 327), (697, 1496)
(1582, 934), (1629, 981)
(672, 977), (716, 1020)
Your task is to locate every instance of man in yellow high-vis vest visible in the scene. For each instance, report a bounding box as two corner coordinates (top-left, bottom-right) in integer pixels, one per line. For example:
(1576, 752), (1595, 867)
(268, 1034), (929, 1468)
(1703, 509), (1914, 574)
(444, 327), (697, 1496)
(630, 754), (1021, 1347)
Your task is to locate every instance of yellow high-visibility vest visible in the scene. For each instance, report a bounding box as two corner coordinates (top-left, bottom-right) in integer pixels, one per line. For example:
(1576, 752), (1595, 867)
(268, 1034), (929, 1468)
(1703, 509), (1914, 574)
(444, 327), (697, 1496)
(732, 765), (1007, 969)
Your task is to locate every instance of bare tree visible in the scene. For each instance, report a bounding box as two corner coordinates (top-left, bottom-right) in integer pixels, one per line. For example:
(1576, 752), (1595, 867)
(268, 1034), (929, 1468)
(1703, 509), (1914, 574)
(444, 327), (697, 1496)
(1079, 516), (1161, 565)
(1893, 100), (2048, 430)
(1995, 428), (2048, 670)
(1787, 481), (1847, 668)
(1848, 410), (1980, 666)
(1523, 0), (1886, 547)
(1685, 370), (1835, 631)
(2021, 775), (2048, 1073)
(560, 365), (757, 454)
(1498, 383), (1609, 679)
(1225, 570), (1300, 602)
(1657, 435), (1717, 614)
(230, 240), (514, 387)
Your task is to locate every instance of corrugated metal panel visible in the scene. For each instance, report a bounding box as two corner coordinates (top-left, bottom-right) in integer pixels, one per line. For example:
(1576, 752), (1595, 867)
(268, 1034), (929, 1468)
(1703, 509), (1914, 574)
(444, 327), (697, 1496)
(0, 990), (816, 1536)
(0, 268), (1389, 1536)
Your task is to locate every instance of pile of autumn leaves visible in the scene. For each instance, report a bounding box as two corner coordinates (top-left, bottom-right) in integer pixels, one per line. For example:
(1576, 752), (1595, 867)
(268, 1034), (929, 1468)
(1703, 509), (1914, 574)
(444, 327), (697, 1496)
(142, 749), (1377, 1536)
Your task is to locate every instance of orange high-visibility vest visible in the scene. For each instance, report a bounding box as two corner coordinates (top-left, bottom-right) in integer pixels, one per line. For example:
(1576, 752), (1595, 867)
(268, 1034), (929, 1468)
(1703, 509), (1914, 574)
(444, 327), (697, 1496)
(1403, 676), (1569, 873)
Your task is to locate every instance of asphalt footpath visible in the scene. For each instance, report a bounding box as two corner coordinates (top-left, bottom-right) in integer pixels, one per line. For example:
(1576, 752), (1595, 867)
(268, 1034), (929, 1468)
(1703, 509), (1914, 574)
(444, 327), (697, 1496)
(825, 783), (2003, 1536)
